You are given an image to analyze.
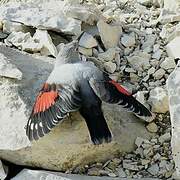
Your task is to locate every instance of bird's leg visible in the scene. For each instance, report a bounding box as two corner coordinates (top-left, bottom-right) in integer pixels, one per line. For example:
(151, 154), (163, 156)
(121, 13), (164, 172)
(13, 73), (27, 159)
(67, 113), (73, 126)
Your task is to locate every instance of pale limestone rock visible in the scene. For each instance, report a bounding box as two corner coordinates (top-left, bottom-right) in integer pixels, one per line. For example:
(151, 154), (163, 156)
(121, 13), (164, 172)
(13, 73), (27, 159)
(12, 169), (127, 180)
(146, 122), (158, 133)
(6, 31), (42, 52)
(0, 20), (2, 30)
(104, 61), (116, 73)
(159, 133), (171, 143)
(160, 57), (176, 70)
(0, 160), (7, 180)
(79, 32), (97, 48)
(0, 2), (81, 35)
(153, 68), (166, 80)
(148, 87), (169, 113)
(64, 5), (99, 25)
(97, 19), (122, 49)
(98, 48), (116, 61)
(0, 53), (22, 80)
(167, 62), (180, 178)
(0, 46), (151, 171)
(164, 0), (180, 12)
(121, 33), (136, 47)
(166, 37), (180, 59)
(2, 20), (29, 34)
(127, 51), (151, 72)
(147, 164), (159, 175)
(33, 29), (57, 57)
(78, 47), (93, 56)
(137, 0), (152, 6)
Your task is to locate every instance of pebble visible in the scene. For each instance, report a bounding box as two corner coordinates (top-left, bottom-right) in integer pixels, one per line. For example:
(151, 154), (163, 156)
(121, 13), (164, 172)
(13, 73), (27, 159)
(153, 68), (166, 80)
(146, 122), (158, 133)
(121, 33), (136, 47)
(104, 62), (116, 73)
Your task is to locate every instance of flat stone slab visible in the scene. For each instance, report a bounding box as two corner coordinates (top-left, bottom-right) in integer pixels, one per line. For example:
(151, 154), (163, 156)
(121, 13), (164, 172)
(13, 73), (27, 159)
(12, 169), (159, 180)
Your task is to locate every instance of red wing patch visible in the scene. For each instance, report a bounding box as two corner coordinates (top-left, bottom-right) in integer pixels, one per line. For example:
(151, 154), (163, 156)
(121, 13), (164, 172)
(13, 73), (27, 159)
(33, 84), (59, 114)
(109, 80), (131, 96)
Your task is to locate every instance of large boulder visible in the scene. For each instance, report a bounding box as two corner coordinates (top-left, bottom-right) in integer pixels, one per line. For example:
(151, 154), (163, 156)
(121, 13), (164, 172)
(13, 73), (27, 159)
(167, 61), (180, 179)
(0, 46), (152, 171)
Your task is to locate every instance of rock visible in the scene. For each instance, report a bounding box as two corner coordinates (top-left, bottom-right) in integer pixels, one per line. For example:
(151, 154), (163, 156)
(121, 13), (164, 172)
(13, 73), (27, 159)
(0, 160), (7, 180)
(137, 0), (152, 6)
(79, 32), (97, 48)
(160, 57), (176, 70)
(0, 2), (81, 35)
(146, 122), (158, 133)
(97, 19), (122, 49)
(166, 37), (180, 59)
(127, 51), (151, 72)
(0, 32), (8, 39)
(152, 49), (163, 60)
(164, 0), (180, 12)
(153, 68), (166, 80)
(12, 169), (124, 180)
(135, 137), (146, 147)
(159, 133), (171, 143)
(147, 164), (159, 176)
(6, 31), (42, 52)
(98, 48), (116, 61)
(148, 67), (156, 75)
(0, 46), (151, 171)
(117, 168), (126, 178)
(123, 160), (143, 171)
(0, 20), (2, 30)
(167, 62), (180, 178)
(33, 29), (57, 57)
(79, 47), (93, 56)
(148, 87), (169, 113)
(0, 53), (22, 80)
(2, 20), (29, 34)
(121, 33), (136, 47)
(141, 35), (156, 52)
(64, 5), (99, 25)
(88, 167), (101, 176)
(104, 62), (116, 73)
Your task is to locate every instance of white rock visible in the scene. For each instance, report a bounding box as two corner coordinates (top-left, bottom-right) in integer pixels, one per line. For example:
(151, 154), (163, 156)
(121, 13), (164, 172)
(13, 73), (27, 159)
(167, 62), (180, 179)
(164, 0), (180, 12)
(64, 5), (99, 25)
(0, 53), (22, 80)
(98, 48), (116, 61)
(97, 19), (122, 49)
(0, 160), (7, 180)
(160, 57), (176, 70)
(147, 164), (159, 175)
(159, 133), (171, 143)
(127, 51), (151, 72)
(148, 87), (169, 113)
(153, 68), (166, 80)
(0, 46), (151, 171)
(166, 37), (180, 59)
(78, 46), (92, 56)
(152, 49), (163, 60)
(6, 31), (42, 52)
(117, 168), (126, 178)
(3, 20), (28, 34)
(141, 35), (156, 52)
(137, 0), (152, 6)
(148, 67), (156, 75)
(146, 122), (158, 133)
(79, 32), (97, 48)
(104, 61), (116, 73)
(0, 2), (81, 35)
(135, 137), (146, 147)
(33, 29), (57, 57)
(121, 33), (136, 47)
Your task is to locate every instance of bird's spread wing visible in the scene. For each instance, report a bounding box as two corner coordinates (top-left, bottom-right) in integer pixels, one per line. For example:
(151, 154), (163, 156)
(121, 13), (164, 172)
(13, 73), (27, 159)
(89, 75), (152, 118)
(26, 83), (81, 141)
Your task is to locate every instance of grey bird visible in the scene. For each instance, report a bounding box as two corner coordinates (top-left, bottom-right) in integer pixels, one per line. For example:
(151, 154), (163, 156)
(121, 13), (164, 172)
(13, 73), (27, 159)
(26, 40), (153, 145)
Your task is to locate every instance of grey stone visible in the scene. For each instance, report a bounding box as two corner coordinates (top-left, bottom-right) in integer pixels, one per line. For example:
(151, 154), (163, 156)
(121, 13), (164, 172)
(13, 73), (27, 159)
(159, 133), (171, 143)
(137, 0), (152, 6)
(12, 169), (159, 180)
(104, 61), (116, 73)
(98, 48), (116, 62)
(121, 33), (136, 47)
(148, 87), (169, 113)
(147, 164), (159, 175)
(127, 51), (151, 72)
(0, 2), (81, 35)
(79, 32), (97, 48)
(153, 69), (166, 80)
(146, 122), (158, 133)
(0, 46), (151, 171)
(97, 19), (122, 49)
(160, 57), (176, 70)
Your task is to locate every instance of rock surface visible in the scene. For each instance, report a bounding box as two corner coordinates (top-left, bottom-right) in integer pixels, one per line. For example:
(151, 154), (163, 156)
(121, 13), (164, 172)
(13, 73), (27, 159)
(167, 61), (180, 179)
(0, 160), (7, 180)
(12, 169), (159, 180)
(0, 46), (151, 171)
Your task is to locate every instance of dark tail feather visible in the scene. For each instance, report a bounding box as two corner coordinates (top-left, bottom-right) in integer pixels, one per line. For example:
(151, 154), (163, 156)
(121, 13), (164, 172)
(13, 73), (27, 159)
(80, 105), (112, 145)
